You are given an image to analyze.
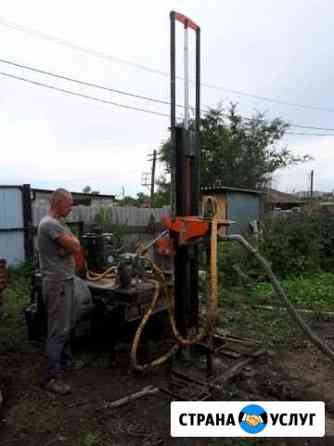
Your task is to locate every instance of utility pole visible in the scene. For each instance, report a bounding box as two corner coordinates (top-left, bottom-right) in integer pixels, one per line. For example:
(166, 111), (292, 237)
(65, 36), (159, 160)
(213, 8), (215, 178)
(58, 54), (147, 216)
(150, 150), (157, 208)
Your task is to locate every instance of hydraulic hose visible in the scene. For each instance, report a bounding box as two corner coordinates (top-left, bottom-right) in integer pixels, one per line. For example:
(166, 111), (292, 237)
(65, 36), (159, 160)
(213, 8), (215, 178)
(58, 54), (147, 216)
(131, 219), (219, 371)
(86, 265), (117, 281)
(220, 234), (334, 363)
(130, 278), (179, 371)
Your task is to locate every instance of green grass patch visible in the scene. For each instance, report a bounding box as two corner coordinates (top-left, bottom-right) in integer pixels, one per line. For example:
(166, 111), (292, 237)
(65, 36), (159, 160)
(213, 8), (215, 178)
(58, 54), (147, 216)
(217, 274), (334, 348)
(251, 272), (334, 311)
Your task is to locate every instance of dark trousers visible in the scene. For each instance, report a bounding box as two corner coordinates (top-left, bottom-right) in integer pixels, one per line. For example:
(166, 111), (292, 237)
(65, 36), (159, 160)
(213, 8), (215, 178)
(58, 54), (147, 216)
(43, 278), (75, 380)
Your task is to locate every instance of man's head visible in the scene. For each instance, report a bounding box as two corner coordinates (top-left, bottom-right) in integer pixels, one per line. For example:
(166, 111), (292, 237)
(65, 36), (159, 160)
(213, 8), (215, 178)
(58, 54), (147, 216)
(49, 189), (73, 218)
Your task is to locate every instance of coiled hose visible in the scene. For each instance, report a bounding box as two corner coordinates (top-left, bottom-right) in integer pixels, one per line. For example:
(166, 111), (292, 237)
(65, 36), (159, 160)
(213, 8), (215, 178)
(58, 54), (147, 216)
(86, 265), (117, 281)
(221, 234), (334, 363)
(131, 218), (219, 371)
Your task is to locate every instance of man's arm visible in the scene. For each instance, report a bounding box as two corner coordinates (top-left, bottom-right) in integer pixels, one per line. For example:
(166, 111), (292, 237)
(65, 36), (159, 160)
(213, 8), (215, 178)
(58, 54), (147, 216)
(56, 234), (81, 255)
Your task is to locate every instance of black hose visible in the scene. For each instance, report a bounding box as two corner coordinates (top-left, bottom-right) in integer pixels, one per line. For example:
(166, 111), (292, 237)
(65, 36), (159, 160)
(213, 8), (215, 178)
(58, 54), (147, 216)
(220, 234), (334, 362)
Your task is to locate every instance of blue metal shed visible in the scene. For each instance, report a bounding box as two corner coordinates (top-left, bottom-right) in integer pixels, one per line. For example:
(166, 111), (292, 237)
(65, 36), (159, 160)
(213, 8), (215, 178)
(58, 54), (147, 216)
(201, 185), (263, 234)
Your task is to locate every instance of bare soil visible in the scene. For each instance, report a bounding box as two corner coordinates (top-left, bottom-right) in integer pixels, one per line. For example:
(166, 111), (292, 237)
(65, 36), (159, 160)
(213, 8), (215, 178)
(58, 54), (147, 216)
(1, 322), (334, 446)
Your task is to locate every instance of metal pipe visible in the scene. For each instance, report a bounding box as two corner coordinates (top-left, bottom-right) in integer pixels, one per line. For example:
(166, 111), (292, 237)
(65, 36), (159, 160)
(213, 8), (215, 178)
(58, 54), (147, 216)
(184, 22), (189, 130)
(170, 11), (176, 217)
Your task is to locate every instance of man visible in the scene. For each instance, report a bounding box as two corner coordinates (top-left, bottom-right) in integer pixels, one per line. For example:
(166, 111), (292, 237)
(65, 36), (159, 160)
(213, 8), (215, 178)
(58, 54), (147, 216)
(38, 188), (81, 395)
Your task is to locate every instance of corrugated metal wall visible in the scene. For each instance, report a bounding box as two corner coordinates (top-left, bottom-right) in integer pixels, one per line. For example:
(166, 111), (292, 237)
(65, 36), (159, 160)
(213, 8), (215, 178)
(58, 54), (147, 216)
(227, 192), (261, 234)
(0, 187), (25, 265)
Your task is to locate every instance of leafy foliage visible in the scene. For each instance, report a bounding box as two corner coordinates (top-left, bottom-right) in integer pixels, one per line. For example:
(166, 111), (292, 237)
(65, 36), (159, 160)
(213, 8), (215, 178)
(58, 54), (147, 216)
(82, 185), (100, 195)
(0, 261), (32, 353)
(117, 192), (150, 207)
(159, 104), (311, 191)
(260, 213), (322, 278)
(260, 211), (334, 278)
(220, 211), (334, 288)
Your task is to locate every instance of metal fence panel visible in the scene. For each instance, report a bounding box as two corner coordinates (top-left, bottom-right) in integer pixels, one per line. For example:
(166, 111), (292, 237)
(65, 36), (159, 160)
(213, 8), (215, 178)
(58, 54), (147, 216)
(0, 231), (25, 265)
(0, 187), (25, 265)
(0, 187), (23, 229)
(227, 192), (261, 234)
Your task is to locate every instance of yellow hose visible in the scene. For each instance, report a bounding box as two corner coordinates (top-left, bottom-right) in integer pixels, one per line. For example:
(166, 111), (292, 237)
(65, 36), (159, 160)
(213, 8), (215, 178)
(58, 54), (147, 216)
(130, 279), (179, 371)
(131, 216), (219, 371)
(86, 265), (117, 281)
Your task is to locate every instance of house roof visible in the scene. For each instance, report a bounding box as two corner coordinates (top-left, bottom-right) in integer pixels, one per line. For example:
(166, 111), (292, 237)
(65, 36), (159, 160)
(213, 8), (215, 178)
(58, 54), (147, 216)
(32, 187), (116, 200)
(0, 185), (116, 200)
(201, 185), (263, 195)
(266, 189), (305, 204)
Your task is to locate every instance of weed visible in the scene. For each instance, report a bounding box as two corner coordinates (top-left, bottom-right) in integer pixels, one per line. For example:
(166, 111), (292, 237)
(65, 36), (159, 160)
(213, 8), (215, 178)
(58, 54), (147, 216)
(82, 432), (101, 446)
(0, 261), (32, 353)
(251, 273), (334, 311)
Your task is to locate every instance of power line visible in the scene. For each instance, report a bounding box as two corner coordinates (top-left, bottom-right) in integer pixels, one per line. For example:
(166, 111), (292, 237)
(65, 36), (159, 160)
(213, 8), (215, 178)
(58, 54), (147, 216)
(1, 16), (334, 115)
(202, 84), (334, 114)
(2, 57), (334, 133)
(286, 131), (334, 136)
(0, 71), (170, 118)
(0, 16), (168, 76)
(292, 124), (334, 131)
(2, 69), (334, 138)
(0, 58), (174, 108)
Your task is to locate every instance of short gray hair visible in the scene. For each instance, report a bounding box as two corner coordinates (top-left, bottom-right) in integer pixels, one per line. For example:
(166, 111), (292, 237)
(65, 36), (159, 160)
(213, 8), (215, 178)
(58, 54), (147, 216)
(50, 188), (72, 206)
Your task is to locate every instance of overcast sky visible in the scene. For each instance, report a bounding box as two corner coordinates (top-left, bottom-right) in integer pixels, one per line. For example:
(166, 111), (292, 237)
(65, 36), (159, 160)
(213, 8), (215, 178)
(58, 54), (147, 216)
(1, 0), (334, 197)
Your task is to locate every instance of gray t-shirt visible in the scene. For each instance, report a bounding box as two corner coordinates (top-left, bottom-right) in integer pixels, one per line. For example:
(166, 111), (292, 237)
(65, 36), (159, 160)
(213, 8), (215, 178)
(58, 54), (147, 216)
(38, 215), (75, 280)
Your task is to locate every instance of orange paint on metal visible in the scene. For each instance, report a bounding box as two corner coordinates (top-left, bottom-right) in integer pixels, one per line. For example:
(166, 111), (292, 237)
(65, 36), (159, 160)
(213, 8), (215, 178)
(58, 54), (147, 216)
(155, 237), (175, 256)
(162, 216), (209, 243)
(174, 12), (199, 31)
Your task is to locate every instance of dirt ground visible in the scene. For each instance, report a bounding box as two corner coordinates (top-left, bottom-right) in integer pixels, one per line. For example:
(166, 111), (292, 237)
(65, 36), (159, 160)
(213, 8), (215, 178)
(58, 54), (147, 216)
(1, 321), (334, 446)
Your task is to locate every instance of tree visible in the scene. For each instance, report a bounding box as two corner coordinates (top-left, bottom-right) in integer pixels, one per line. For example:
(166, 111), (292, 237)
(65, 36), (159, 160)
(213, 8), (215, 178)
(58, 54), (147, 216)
(117, 192), (150, 207)
(153, 176), (170, 208)
(159, 104), (311, 191)
(82, 185), (100, 195)
(136, 192), (150, 207)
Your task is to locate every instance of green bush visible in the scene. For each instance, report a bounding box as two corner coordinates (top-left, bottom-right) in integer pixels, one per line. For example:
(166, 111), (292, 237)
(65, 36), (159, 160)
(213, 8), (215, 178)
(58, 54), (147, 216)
(260, 212), (322, 278)
(219, 211), (334, 288)
(7, 258), (33, 284)
(0, 260), (32, 353)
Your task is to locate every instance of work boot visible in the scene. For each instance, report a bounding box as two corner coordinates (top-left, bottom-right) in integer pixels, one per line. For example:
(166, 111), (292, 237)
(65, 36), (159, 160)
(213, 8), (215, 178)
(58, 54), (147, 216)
(44, 378), (71, 395)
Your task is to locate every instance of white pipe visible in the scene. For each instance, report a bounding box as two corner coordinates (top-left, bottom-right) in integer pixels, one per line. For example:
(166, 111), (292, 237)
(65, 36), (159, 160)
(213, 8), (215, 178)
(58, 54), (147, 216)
(184, 25), (189, 130)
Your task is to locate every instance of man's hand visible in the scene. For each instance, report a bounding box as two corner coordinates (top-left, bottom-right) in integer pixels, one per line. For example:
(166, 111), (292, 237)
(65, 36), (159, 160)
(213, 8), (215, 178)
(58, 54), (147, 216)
(57, 247), (70, 257)
(56, 234), (81, 255)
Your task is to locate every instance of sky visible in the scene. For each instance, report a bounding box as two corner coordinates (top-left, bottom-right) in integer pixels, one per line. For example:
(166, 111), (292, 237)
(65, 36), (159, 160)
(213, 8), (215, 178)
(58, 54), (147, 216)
(1, 0), (334, 197)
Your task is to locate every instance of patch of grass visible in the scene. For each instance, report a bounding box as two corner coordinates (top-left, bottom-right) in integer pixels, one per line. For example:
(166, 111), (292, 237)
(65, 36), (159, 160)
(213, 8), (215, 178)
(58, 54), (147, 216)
(8, 398), (65, 434)
(76, 431), (114, 446)
(218, 277), (326, 348)
(218, 303), (306, 349)
(81, 432), (101, 446)
(251, 272), (334, 311)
